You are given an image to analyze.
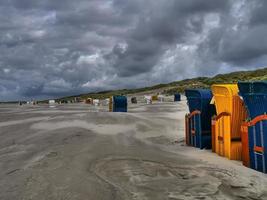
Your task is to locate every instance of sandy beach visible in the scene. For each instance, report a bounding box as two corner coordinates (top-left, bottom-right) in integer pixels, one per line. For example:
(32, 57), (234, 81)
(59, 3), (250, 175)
(0, 99), (267, 200)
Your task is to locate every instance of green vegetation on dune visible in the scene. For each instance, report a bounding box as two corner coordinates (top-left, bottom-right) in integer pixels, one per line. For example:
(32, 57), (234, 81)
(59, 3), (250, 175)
(2, 67), (265, 103)
(57, 67), (267, 101)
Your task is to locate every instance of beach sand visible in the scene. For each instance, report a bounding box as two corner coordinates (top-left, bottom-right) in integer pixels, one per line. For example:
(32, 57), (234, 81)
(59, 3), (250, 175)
(0, 98), (267, 200)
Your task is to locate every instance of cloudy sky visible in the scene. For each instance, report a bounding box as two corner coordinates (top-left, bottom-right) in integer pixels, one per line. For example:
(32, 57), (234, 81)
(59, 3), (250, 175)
(0, 0), (267, 101)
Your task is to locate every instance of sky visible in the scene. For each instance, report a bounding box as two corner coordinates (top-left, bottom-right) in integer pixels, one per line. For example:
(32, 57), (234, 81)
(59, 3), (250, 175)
(0, 0), (267, 101)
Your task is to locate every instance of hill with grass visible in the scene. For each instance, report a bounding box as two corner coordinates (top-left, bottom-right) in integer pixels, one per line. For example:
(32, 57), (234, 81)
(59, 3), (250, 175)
(58, 67), (267, 101)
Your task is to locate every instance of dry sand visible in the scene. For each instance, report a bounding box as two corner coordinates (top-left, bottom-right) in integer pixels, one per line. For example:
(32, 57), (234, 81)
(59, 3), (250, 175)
(0, 99), (267, 200)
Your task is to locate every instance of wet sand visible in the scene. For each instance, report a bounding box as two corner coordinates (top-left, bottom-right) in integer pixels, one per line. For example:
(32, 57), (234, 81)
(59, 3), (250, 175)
(0, 100), (267, 200)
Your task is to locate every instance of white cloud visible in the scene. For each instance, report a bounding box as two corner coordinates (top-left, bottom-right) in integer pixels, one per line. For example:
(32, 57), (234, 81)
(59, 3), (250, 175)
(3, 68), (11, 74)
(30, 30), (46, 38)
(76, 53), (104, 65)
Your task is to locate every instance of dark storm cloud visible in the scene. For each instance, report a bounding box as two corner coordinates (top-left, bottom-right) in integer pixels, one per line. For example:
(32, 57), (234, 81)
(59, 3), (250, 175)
(0, 0), (267, 101)
(20, 83), (44, 97)
(249, 1), (267, 26)
(220, 25), (267, 63)
(197, 0), (267, 66)
(108, 0), (230, 76)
